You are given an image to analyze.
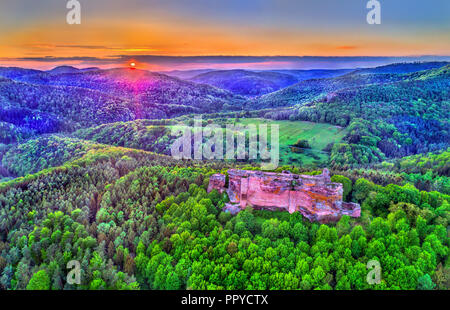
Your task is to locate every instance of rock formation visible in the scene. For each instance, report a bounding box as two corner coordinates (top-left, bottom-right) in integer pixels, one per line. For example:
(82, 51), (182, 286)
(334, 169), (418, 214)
(207, 169), (360, 223)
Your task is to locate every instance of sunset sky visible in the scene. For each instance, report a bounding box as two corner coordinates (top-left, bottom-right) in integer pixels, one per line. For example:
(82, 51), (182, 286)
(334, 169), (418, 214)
(0, 0), (449, 70)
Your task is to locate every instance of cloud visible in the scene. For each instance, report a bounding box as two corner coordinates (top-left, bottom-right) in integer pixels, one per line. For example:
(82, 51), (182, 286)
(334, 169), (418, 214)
(55, 45), (158, 52)
(0, 56), (116, 62)
(56, 45), (110, 50)
(336, 46), (358, 50)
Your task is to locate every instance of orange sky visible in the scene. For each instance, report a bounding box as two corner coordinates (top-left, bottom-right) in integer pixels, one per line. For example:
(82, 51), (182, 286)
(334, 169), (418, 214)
(0, 0), (449, 69)
(2, 18), (447, 57)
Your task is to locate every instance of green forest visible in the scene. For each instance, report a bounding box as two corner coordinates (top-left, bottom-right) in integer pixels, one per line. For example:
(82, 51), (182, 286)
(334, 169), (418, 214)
(0, 61), (448, 290)
(0, 136), (448, 290)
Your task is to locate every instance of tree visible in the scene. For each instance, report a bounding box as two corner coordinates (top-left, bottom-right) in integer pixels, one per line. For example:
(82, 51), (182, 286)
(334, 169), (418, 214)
(336, 216), (351, 237)
(291, 222), (308, 242)
(352, 178), (378, 203)
(331, 175), (352, 201)
(261, 219), (280, 241)
(26, 270), (50, 290)
(293, 139), (311, 149)
(165, 271), (181, 290)
(417, 274), (436, 290)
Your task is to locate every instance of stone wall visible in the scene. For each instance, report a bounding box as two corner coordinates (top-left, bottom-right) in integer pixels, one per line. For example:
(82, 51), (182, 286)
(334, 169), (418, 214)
(208, 169), (361, 223)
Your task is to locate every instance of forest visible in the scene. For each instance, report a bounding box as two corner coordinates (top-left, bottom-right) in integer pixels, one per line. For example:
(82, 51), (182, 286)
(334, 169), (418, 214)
(0, 61), (448, 290)
(0, 140), (447, 289)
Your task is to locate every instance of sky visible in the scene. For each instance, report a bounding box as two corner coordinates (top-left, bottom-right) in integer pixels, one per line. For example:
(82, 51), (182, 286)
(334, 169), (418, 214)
(0, 0), (449, 70)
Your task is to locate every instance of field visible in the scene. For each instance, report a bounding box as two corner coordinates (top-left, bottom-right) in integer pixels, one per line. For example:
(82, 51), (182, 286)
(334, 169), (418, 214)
(232, 118), (348, 166)
(168, 117), (348, 166)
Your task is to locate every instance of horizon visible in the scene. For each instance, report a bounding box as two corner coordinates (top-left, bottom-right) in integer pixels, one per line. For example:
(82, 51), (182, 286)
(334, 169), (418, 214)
(1, 55), (450, 72)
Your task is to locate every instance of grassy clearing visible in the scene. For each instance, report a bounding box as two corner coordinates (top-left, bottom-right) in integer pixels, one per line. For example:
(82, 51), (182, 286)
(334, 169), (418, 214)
(152, 117), (347, 167)
(233, 118), (348, 166)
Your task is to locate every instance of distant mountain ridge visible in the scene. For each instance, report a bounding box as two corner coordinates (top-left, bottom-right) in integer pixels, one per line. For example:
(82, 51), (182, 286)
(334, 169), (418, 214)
(160, 69), (216, 79)
(46, 65), (100, 75)
(0, 67), (246, 135)
(188, 68), (355, 96)
(249, 62), (450, 109)
(17, 68), (245, 112)
(0, 61), (447, 138)
(189, 69), (299, 96)
(0, 67), (42, 79)
(353, 61), (449, 75)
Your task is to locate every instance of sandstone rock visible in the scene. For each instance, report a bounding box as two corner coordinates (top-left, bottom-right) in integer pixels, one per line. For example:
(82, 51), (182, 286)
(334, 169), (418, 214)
(223, 203), (241, 215)
(207, 168), (361, 223)
(207, 174), (226, 193)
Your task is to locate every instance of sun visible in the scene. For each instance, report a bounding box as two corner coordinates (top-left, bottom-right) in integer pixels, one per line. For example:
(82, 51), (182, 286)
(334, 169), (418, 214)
(130, 62), (136, 69)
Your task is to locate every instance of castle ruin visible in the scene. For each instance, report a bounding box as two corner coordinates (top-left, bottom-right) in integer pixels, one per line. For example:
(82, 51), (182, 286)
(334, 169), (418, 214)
(207, 169), (360, 223)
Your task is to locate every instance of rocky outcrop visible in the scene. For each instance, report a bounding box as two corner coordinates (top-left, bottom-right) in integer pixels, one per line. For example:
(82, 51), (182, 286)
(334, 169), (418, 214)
(208, 169), (361, 223)
(207, 174), (226, 193)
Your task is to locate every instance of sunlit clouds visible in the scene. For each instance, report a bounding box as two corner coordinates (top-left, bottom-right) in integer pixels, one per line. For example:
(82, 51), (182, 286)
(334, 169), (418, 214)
(0, 0), (448, 70)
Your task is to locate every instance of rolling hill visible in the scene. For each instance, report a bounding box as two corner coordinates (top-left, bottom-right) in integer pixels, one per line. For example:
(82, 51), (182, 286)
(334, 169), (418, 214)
(0, 77), (136, 130)
(250, 62), (449, 110)
(190, 69), (299, 96)
(0, 67), (42, 79)
(0, 67), (248, 137)
(189, 69), (352, 96)
(160, 69), (216, 80)
(267, 69), (352, 80)
(354, 61), (448, 74)
(17, 68), (246, 113)
(46, 65), (100, 75)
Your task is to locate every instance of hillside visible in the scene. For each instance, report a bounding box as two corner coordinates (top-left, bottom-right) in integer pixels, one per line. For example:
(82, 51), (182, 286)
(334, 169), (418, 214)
(268, 69), (352, 80)
(190, 69), (299, 96)
(17, 68), (245, 113)
(0, 67), (42, 79)
(46, 66), (100, 75)
(161, 69), (216, 80)
(0, 135), (448, 290)
(189, 69), (353, 97)
(74, 120), (175, 155)
(250, 72), (406, 109)
(0, 77), (136, 131)
(0, 67), (247, 137)
(355, 61), (448, 74)
(308, 64), (450, 126)
(0, 121), (35, 144)
(1, 136), (100, 177)
(289, 65), (450, 167)
(256, 64), (449, 169)
(251, 62), (449, 110)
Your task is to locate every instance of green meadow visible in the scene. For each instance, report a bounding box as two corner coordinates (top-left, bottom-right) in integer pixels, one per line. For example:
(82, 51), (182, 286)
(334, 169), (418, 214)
(166, 117), (347, 166)
(165, 117), (347, 166)
(233, 118), (348, 166)
(168, 118), (347, 166)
